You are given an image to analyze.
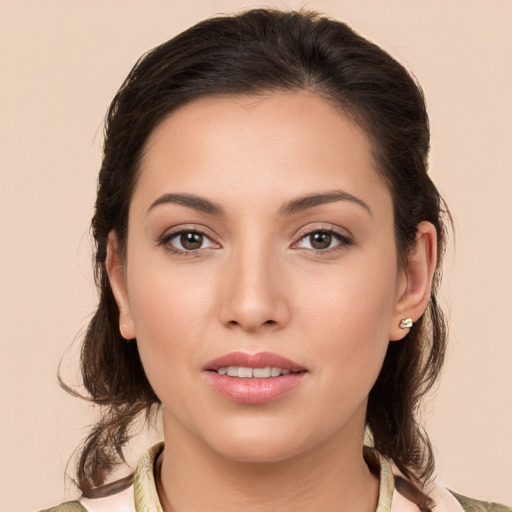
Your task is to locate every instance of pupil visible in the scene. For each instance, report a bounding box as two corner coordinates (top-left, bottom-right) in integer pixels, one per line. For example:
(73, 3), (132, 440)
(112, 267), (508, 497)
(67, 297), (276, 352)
(311, 232), (331, 250)
(181, 232), (203, 250)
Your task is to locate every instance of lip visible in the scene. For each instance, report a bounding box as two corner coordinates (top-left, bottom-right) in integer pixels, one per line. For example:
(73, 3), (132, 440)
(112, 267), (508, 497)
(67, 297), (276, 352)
(203, 351), (308, 405)
(203, 351), (306, 372)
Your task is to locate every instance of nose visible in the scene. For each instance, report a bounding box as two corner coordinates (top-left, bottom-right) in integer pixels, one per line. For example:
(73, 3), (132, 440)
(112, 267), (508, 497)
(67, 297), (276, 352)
(218, 242), (290, 333)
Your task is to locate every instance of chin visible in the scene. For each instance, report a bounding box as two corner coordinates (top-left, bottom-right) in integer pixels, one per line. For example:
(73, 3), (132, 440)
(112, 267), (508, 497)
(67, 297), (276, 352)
(200, 418), (322, 465)
(213, 437), (303, 464)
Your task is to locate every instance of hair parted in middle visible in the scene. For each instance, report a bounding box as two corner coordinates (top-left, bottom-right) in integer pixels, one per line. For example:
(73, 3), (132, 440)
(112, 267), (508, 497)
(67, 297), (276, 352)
(68, 8), (449, 506)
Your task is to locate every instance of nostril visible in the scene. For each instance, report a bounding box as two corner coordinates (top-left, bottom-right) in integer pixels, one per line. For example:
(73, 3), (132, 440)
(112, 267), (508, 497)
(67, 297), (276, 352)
(226, 318), (277, 330)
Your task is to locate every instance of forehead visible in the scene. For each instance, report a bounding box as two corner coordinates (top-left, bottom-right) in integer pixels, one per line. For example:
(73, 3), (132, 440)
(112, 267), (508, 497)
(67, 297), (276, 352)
(135, 92), (391, 217)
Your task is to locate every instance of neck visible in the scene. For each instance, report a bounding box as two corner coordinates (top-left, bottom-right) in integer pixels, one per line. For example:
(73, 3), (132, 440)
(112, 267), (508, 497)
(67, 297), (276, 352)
(157, 417), (379, 512)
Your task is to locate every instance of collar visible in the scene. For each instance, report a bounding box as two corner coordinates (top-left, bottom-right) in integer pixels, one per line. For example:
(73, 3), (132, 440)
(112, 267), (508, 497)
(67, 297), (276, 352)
(134, 442), (165, 512)
(133, 442), (396, 512)
(80, 442), (463, 512)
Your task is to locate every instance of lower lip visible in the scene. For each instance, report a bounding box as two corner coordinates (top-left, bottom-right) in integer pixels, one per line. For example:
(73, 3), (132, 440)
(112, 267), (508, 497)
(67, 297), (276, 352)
(205, 372), (307, 404)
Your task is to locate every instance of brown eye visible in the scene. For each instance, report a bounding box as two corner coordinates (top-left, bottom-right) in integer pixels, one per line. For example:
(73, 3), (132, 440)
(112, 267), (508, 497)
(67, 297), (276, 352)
(309, 232), (332, 250)
(294, 228), (352, 253)
(164, 230), (217, 253)
(180, 232), (203, 250)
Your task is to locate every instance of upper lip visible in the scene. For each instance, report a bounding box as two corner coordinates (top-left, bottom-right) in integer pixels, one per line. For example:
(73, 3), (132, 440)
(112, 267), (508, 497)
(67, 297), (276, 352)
(203, 351), (307, 372)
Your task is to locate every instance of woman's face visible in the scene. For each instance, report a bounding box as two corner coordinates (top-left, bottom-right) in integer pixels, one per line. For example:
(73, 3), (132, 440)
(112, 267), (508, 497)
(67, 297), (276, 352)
(110, 92), (412, 462)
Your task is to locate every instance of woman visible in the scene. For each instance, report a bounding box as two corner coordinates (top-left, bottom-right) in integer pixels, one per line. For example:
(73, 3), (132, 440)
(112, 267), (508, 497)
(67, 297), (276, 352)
(41, 9), (510, 512)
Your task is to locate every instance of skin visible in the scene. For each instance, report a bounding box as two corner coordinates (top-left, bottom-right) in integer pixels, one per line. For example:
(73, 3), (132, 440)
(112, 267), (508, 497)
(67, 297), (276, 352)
(107, 92), (436, 511)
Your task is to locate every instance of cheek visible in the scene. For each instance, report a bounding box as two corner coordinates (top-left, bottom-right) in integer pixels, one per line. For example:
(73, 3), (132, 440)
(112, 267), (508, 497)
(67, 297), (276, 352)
(125, 254), (218, 394)
(298, 247), (398, 336)
(295, 252), (398, 395)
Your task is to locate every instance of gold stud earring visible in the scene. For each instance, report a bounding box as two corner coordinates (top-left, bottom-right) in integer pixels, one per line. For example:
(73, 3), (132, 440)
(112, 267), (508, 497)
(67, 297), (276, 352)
(399, 318), (414, 329)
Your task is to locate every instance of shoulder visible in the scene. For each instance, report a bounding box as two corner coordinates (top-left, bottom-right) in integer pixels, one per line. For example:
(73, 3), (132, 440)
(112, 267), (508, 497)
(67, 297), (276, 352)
(38, 484), (134, 512)
(388, 458), (510, 512)
(451, 491), (512, 512)
(37, 443), (163, 512)
(38, 476), (134, 512)
(39, 502), (87, 512)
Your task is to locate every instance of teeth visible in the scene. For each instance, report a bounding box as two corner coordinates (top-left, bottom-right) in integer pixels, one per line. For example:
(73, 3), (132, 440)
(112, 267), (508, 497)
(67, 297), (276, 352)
(238, 367), (253, 378)
(217, 367), (294, 378)
(270, 367), (281, 377)
(226, 366), (238, 377)
(252, 367), (271, 378)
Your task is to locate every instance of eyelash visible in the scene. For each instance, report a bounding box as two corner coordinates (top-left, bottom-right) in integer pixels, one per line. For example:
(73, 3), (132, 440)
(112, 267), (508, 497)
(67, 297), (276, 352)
(157, 228), (218, 257)
(293, 226), (354, 255)
(157, 226), (353, 256)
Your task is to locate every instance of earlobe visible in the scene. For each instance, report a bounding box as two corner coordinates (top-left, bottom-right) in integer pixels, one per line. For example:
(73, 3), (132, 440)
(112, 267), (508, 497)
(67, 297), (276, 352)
(389, 221), (437, 341)
(106, 232), (136, 340)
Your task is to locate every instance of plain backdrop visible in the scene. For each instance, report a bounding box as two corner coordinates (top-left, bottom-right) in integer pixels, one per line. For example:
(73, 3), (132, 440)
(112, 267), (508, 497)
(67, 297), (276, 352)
(1, 1), (511, 510)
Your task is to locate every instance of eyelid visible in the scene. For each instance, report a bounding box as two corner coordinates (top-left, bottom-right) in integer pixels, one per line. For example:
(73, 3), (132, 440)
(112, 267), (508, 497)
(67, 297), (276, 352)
(291, 224), (354, 251)
(157, 225), (221, 255)
(158, 223), (218, 240)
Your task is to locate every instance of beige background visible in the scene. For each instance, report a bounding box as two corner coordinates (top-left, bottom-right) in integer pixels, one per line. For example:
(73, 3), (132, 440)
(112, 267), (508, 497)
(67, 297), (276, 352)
(1, 1), (511, 510)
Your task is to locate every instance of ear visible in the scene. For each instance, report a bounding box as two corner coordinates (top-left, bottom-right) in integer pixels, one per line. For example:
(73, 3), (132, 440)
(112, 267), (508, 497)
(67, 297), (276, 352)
(106, 232), (136, 340)
(389, 221), (437, 341)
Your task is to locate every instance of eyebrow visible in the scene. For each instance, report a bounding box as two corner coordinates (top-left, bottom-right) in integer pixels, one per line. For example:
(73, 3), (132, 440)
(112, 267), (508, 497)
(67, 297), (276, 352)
(147, 189), (371, 217)
(279, 190), (372, 216)
(147, 193), (225, 216)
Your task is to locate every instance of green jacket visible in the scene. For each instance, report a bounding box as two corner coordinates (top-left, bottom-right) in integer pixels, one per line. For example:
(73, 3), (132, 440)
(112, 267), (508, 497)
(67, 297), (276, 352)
(450, 493), (511, 512)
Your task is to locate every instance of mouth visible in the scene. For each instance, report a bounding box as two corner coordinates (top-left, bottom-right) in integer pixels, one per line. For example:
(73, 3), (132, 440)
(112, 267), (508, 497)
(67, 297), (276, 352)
(204, 351), (306, 373)
(203, 352), (308, 404)
(215, 366), (301, 378)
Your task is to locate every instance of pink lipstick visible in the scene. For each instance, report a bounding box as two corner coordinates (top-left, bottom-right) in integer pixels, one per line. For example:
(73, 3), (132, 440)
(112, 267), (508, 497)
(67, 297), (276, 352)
(203, 351), (308, 404)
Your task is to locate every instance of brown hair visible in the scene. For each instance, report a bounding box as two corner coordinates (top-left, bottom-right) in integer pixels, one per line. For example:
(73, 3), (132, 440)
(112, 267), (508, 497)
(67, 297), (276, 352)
(68, 9), (450, 508)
